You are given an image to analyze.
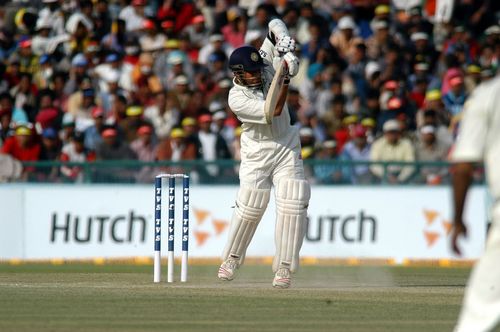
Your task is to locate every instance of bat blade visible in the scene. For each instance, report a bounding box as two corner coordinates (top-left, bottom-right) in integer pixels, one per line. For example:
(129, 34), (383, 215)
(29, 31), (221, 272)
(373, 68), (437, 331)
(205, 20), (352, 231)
(264, 60), (287, 124)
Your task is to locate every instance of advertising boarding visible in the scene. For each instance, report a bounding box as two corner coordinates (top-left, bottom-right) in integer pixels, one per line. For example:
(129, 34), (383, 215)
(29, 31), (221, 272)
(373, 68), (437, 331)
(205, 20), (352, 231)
(0, 185), (488, 261)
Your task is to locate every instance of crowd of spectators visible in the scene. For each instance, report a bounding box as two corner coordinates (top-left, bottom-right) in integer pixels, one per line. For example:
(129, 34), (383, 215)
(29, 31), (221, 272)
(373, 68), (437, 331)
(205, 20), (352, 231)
(0, 0), (497, 184)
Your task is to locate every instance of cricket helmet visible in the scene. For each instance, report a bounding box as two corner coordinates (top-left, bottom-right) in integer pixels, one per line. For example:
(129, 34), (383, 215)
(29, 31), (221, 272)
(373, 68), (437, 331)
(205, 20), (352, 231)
(229, 46), (265, 88)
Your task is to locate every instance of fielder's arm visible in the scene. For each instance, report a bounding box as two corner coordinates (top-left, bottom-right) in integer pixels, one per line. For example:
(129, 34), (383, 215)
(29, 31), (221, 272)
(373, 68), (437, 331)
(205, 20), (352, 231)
(451, 162), (474, 256)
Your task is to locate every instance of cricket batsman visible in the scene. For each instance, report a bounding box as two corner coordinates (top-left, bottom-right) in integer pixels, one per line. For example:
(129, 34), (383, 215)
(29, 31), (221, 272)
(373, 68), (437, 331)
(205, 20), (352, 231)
(217, 19), (310, 288)
(451, 74), (500, 331)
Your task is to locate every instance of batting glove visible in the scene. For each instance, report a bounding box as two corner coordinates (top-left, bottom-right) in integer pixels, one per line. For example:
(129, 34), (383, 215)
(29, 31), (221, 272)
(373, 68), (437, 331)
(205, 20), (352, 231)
(283, 52), (299, 77)
(276, 36), (296, 55)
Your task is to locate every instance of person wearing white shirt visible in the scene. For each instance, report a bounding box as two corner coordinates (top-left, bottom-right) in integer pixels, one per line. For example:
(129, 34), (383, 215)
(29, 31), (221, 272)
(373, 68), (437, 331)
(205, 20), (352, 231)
(451, 75), (500, 332)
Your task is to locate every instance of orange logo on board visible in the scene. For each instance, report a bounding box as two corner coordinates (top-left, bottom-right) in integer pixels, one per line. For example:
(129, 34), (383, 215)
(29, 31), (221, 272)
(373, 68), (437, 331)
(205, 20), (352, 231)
(192, 207), (229, 247)
(422, 209), (452, 248)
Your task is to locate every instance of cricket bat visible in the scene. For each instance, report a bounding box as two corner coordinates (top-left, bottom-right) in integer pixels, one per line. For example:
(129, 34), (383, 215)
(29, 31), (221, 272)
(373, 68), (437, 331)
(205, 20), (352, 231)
(264, 59), (287, 124)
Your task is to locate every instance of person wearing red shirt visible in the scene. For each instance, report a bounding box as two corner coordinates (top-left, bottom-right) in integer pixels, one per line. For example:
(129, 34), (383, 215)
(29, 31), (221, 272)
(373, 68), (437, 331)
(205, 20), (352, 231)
(1, 125), (41, 162)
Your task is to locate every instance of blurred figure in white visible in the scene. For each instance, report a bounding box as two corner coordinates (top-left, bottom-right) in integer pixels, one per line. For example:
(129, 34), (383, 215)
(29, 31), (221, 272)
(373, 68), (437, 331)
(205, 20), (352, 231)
(451, 76), (500, 332)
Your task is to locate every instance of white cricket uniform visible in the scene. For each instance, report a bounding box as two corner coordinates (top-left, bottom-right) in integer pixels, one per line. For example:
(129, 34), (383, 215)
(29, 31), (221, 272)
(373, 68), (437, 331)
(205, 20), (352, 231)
(228, 38), (304, 189)
(451, 75), (500, 332)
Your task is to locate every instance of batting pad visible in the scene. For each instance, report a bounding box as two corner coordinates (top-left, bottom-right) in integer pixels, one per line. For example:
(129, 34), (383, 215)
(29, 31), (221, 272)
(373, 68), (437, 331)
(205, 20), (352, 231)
(222, 186), (271, 265)
(273, 178), (311, 273)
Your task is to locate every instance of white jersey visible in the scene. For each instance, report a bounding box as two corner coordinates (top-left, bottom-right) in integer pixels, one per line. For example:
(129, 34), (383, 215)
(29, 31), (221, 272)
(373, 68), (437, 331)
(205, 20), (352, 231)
(228, 38), (303, 189)
(451, 75), (500, 201)
(228, 38), (297, 143)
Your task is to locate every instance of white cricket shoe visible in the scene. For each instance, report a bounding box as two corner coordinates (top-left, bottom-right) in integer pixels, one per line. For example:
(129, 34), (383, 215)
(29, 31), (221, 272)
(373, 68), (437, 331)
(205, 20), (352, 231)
(218, 258), (238, 281)
(272, 267), (291, 289)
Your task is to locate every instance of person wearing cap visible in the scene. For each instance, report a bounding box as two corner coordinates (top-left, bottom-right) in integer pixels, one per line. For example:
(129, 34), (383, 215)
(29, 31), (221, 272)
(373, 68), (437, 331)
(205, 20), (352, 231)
(60, 131), (96, 182)
(167, 75), (193, 114)
(443, 75), (467, 117)
(211, 109), (233, 148)
(144, 91), (180, 139)
(313, 139), (344, 184)
(83, 107), (106, 152)
(60, 112), (76, 145)
(340, 124), (373, 184)
(369, 119), (415, 184)
(38, 0), (66, 36)
(198, 34), (231, 66)
(329, 16), (363, 59)
(422, 89), (447, 122)
(2, 125), (41, 172)
(65, 11), (93, 55)
(218, 19), (308, 289)
(221, 6), (248, 49)
(208, 51), (231, 82)
(31, 15), (71, 57)
(94, 52), (130, 93)
(33, 54), (54, 89)
(119, 105), (152, 143)
(130, 124), (157, 182)
(95, 126), (136, 167)
(464, 63), (482, 93)
(64, 53), (89, 91)
(418, 108), (453, 147)
(184, 15), (210, 50)
(366, 18), (390, 59)
(377, 95), (406, 134)
(139, 19), (166, 53)
(155, 127), (197, 174)
(415, 125), (450, 184)
(156, 50), (189, 91)
(15, 38), (39, 75)
(38, 127), (62, 179)
(194, 113), (231, 180)
(67, 85), (96, 132)
(119, 0), (147, 32)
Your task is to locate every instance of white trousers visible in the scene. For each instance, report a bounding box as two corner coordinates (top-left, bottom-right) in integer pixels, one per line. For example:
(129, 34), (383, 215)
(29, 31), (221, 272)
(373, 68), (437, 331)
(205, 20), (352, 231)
(239, 133), (305, 189)
(455, 204), (500, 332)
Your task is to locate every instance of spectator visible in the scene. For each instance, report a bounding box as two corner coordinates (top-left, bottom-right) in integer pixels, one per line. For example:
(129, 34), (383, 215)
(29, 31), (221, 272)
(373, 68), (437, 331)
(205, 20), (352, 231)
(195, 114), (231, 180)
(139, 19), (166, 53)
(10, 72), (37, 122)
(415, 125), (451, 185)
(329, 16), (363, 59)
(119, 0), (147, 33)
(222, 7), (247, 48)
(211, 109), (234, 148)
(95, 128), (136, 161)
(130, 125), (157, 183)
(341, 124), (373, 184)
(0, 1), (497, 185)
(370, 120), (415, 184)
(84, 107), (105, 152)
(60, 132), (95, 182)
(443, 76), (467, 117)
(144, 91), (180, 139)
(39, 127), (61, 161)
(38, 127), (61, 180)
(119, 105), (153, 143)
(0, 92), (27, 126)
(2, 125), (41, 162)
(314, 140), (344, 184)
(156, 128), (197, 175)
(184, 15), (210, 50)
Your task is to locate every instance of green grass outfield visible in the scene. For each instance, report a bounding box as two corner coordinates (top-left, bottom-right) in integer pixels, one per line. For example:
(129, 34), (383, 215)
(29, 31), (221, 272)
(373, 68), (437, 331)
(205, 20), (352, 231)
(0, 263), (494, 332)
